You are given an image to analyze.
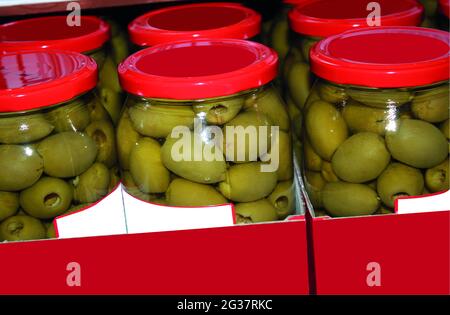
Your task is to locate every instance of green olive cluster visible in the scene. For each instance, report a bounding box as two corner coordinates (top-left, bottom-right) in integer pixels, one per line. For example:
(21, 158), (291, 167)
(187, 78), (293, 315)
(0, 94), (119, 241)
(301, 81), (449, 217)
(118, 87), (296, 224)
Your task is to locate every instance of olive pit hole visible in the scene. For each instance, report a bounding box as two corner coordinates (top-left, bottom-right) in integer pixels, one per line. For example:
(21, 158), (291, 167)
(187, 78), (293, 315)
(44, 193), (61, 207)
(7, 222), (23, 235)
(275, 196), (289, 209)
(211, 104), (228, 115)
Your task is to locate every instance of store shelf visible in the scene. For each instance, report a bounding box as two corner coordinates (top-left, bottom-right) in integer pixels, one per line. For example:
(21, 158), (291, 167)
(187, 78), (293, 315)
(0, 0), (187, 16)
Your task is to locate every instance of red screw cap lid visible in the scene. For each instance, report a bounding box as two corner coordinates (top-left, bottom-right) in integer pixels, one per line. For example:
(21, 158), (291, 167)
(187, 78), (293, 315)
(440, 0), (450, 18)
(128, 2), (261, 47)
(289, 0), (423, 37)
(0, 16), (110, 53)
(310, 27), (450, 88)
(0, 50), (97, 112)
(119, 39), (278, 100)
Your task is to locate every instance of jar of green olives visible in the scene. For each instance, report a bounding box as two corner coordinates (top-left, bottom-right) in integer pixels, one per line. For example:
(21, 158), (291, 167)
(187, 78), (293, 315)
(299, 27), (449, 217)
(0, 51), (119, 241)
(285, 0), (423, 110)
(128, 2), (262, 50)
(0, 15), (125, 125)
(439, 0), (450, 30)
(118, 39), (297, 224)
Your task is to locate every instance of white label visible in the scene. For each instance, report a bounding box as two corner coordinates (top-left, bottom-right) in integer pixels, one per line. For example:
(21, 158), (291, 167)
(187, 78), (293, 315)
(396, 190), (450, 214)
(55, 185), (127, 239)
(122, 189), (235, 234)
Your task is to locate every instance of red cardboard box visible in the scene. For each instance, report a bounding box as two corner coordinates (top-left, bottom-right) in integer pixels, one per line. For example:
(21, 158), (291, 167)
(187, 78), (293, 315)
(309, 209), (450, 295)
(0, 216), (309, 295)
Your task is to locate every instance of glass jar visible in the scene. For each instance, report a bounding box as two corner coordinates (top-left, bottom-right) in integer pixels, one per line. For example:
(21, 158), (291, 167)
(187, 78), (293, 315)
(118, 39), (297, 224)
(0, 16), (124, 125)
(439, 0), (450, 29)
(128, 2), (262, 51)
(298, 27), (449, 218)
(0, 50), (118, 241)
(285, 0), (424, 110)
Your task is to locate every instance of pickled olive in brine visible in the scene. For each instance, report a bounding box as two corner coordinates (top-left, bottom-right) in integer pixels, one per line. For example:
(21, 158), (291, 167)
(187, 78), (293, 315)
(19, 177), (73, 219)
(245, 88), (290, 131)
(37, 132), (98, 178)
(0, 145), (44, 191)
(117, 110), (141, 170)
(235, 199), (278, 224)
(411, 85), (449, 123)
(301, 37), (319, 63)
(347, 88), (413, 108)
(85, 119), (117, 168)
(377, 163), (424, 208)
(87, 96), (113, 122)
(166, 178), (227, 207)
(286, 97), (303, 140)
(108, 166), (121, 190)
(161, 131), (226, 184)
(130, 137), (170, 194)
(46, 99), (91, 132)
(122, 171), (154, 202)
(98, 87), (122, 126)
(261, 130), (292, 181)
(0, 215), (46, 241)
(342, 101), (397, 135)
(287, 62), (311, 110)
(305, 100), (348, 161)
(320, 161), (339, 183)
(223, 111), (273, 163)
(218, 162), (278, 202)
(440, 119), (449, 152)
(318, 82), (348, 104)
(304, 138), (323, 172)
(267, 180), (294, 219)
(193, 97), (243, 125)
(73, 163), (111, 203)
(331, 132), (391, 183)
(128, 103), (195, 139)
(0, 114), (54, 144)
(0, 191), (19, 221)
(385, 119), (447, 169)
(322, 182), (380, 217)
(425, 159), (449, 192)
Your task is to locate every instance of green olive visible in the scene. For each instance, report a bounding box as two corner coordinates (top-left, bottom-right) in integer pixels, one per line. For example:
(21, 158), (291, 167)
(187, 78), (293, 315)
(425, 159), (449, 192)
(301, 37), (319, 62)
(218, 162), (278, 202)
(305, 100), (348, 161)
(270, 19), (289, 60)
(385, 119), (447, 168)
(322, 182), (380, 217)
(377, 163), (424, 208)
(304, 137), (322, 172)
(128, 103), (195, 139)
(318, 82), (348, 104)
(287, 62), (311, 110)
(375, 205), (394, 215)
(261, 130), (293, 180)
(342, 100), (396, 135)
(122, 171), (154, 202)
(166, 178), (227, 207)
(0, 215), (46, 241)
(117, 110), (141, 170)
(0, 114), (54, 144)
(0, 191), (19, 221)
(46, 223), (56, 239)
(98, 56), (122, 93)
(85, 119), (117, 168)
(88, 48), (106, 70)
(108, 166), (121, 190)
(73, 163), (110, 203)
(283, 45), (304, 81)
(440, 119), (449, 152)
(193, 97), (243, 125)
(98, 87), (122, 126)
(321, 161), (339, 183)
(223, 111), (273, 163)
(37, 132), (98, 178)
(19, 177), (73, 219)
(161, 131), (227, 184)
(87, 95), (112, 122)
(268, 180), (295, 219)
(0, 144), (44, 191)
(305, 171), (326, 209)
(246, 88), (290, 131)
(286, 96), (303, 140)
(411, 85), (449, 123)
(130, 137), (170, 194)
(46, 99), (91, 132)
(347, 88), (413, 108)
(235, 199), (278, 224)
(332, 132), (391, 183)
